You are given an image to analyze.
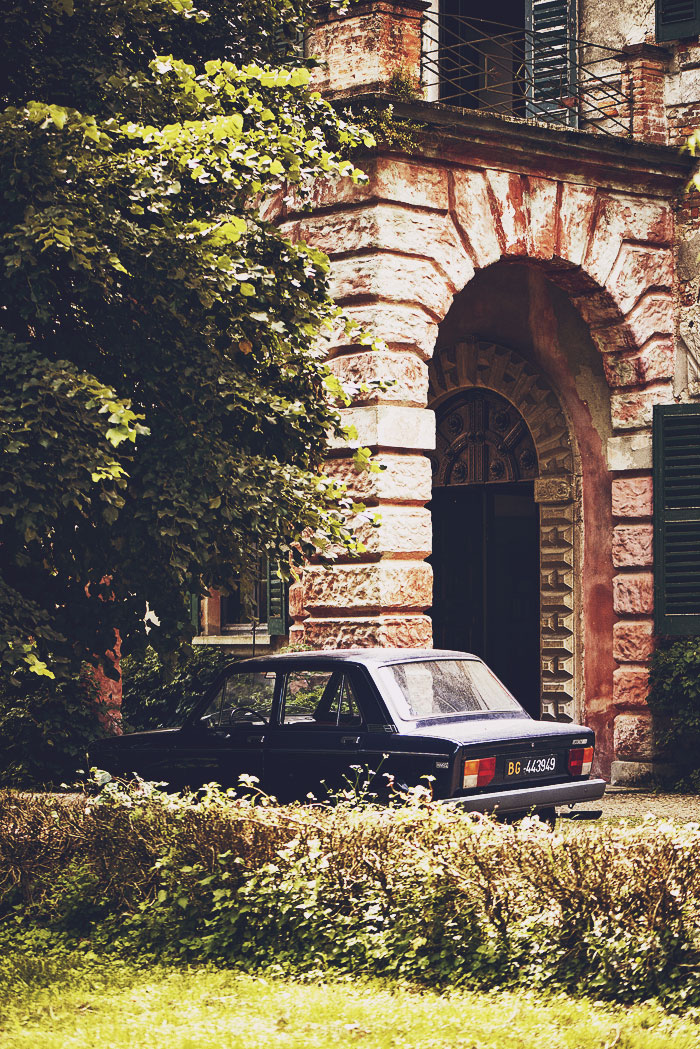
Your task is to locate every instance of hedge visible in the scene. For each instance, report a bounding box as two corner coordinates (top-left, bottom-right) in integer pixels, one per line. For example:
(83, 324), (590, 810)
(3, 785), (700, 1006)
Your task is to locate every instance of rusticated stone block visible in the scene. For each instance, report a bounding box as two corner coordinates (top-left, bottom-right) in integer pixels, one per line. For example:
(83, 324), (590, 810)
(606, 435), (652, 471)
(603, 340), (674, 388)
(636, 339), (675, 383)
(525, 176), (559, 260)
(329, 405), (436, 453)
(589, 323), (635, 358)
(557, 183), (597, 267)
(295, 205), (474, 295)
(487, 170), (527, 256)
(605, 244), (673, 315)
(352, 506), (432, 558)
(613, 619), (655, 662)
(613, 667), (650, 708)
(307, 157), (449, 214)
(303, 560), (432, 614)
(302, 613), (433, 649)
(611, 477), (653, 518)
(327, 350), (428, 408)
(325, 302), (439, 361)
(450, 168), (502, 269)
(584, 196), (672, 288)
(328, 453), (432, 504)
(612, 524), (654, 567)
(624, 291), (675, 346)
(329, 253), (453, 319)
(610, 384), (673, 430)
(288, 583), (306, 620)
(571, 288), (622, 331)
(613, 573), (654, 614)
(614, 713), (656, 761)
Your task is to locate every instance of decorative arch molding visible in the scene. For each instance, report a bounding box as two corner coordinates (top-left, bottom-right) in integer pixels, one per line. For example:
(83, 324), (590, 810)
(299, 160), (677, 432)
(428, 338), (579, 722)
(441, 169), (677, 428)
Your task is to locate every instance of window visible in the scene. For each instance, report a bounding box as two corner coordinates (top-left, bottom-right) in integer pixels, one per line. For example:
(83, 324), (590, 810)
(201, 671), (277, 728)
(525, 0), (577, 125)
(281, 671), (364, 728)
(656, 0), (700, 42)
(282, 670), (341, 725)
(653, 404), (700, 635)
(220, 559), (268, 633)
(377, 659), (522, 720)
(193, 560), (288, 638)
(432, 0), (577, 126)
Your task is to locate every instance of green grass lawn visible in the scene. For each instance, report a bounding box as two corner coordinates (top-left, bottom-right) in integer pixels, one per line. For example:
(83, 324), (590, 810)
(1, 952), (699, 1049)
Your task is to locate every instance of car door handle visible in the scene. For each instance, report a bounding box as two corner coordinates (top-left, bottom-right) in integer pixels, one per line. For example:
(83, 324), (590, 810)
(341, 736), (361, 745)
(246, 735), (265, 744)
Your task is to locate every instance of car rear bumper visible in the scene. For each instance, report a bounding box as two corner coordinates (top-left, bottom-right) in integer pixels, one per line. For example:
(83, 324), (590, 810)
(440, 777), (606, 815)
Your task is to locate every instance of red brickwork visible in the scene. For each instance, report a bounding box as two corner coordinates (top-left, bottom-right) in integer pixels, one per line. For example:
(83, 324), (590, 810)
(617, 45), (670, 146)
(308, 0), (425, 98)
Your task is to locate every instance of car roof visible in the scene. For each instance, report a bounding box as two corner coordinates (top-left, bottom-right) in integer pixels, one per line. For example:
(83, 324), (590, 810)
(231, 648), (478, 671)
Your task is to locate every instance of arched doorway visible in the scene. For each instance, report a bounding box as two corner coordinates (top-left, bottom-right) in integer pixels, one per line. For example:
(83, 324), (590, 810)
(429, 337), (578, 723)
(430, 387), (541, 716)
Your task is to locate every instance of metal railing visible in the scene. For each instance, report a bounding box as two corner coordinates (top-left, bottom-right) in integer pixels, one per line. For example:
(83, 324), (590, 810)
(421, 13), (632, 137)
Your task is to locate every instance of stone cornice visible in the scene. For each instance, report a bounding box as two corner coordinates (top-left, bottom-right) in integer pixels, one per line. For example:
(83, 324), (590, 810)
(339, 95), (695, 197)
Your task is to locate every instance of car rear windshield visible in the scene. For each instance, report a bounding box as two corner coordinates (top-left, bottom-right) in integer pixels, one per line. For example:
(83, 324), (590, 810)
(376, 659), (523, 720)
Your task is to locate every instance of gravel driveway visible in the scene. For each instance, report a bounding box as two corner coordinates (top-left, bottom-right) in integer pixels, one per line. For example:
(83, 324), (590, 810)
(573, 786), (700, 824)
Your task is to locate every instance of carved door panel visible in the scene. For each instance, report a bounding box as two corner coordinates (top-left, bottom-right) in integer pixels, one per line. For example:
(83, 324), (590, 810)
(432, 388), (538, 489)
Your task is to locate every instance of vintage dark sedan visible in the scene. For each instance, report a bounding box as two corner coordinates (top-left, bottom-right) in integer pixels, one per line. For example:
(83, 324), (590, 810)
(89, 649), (605, 818)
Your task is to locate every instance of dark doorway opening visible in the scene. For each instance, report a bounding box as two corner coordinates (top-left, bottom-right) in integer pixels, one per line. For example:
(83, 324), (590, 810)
(430, 482), (541, 718)
(439, 0), (527, 115)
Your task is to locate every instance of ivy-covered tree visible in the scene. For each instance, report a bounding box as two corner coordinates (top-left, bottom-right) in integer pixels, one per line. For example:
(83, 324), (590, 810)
(0, 0), (375, 682)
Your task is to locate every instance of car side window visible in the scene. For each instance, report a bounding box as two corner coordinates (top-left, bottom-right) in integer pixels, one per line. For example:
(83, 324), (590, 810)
(282, 670), (341, 726)
(281, 670), (364, 728)
(201, 671), (277, 728)
(338, 676), (363, 727)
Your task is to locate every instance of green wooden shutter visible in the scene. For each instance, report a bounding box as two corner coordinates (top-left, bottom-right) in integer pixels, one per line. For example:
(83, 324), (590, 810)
(266, 561), (288, 637)
(525, 0), (577, 126)
(656, 0), (700, 41)
(654, 404), (700, 635)
(188, 591), (201, 631)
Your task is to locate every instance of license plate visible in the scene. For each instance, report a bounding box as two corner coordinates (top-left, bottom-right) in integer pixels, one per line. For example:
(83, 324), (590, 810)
(504, 754), (557, 779)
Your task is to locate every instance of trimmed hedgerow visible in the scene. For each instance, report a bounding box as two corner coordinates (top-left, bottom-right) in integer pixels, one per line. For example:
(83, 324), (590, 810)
(2, 786), (700, 1006)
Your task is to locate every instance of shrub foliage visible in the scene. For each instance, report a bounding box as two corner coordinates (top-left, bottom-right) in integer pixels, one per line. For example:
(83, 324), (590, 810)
(648, 636), (700, 783)
(3, 786), (700, 1005)
(121, 645), (233, 730)
(0, 673), (103, 788)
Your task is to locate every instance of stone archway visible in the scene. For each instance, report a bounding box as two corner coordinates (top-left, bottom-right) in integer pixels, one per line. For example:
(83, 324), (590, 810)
(429, 337), (578, 721)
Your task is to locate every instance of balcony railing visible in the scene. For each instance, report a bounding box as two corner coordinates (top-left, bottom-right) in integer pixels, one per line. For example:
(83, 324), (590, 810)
(421, 13), (633, 137)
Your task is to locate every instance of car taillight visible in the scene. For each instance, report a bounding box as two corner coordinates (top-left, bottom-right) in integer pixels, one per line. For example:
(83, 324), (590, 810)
(463, 756), (496, 789)
(568, 746), (594, 776)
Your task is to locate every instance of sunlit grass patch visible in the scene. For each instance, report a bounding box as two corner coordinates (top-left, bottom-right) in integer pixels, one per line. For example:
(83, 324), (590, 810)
(1, 955), (698, 1049)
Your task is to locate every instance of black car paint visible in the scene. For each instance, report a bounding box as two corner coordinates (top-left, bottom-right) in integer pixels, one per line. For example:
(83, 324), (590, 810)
(89, 649), (605, 814)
